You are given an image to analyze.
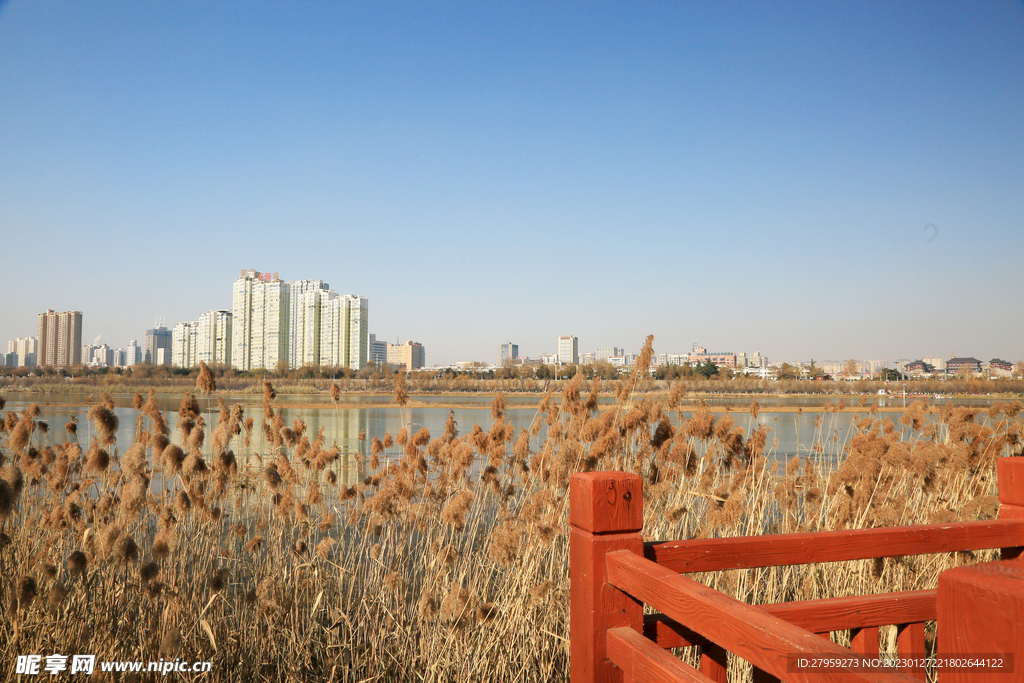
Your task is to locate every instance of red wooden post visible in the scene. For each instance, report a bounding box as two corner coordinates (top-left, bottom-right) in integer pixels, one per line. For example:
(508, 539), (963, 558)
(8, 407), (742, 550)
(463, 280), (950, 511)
(850, 627), (880, 656)
(896, 623), (926, 681)
(570, 472), (645, 683)
(938, 560), (1024, 683)
(999, 458), (1024, 559)
(701, 643), (728, 683)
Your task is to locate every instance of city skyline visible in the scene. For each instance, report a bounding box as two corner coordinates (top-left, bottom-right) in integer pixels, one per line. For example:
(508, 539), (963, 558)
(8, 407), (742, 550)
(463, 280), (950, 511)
(1, 3), (1022, 364)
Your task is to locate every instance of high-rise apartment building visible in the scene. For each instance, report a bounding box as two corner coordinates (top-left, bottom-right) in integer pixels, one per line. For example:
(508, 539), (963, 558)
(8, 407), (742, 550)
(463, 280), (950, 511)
(320, 294), (368, 370)
(197, 310), (232, 365)
(293, 288), (335, 368)
(558, 335), (578, 365)
(232, 270), (290, 371)
(172, 311), (232, 368)
(125, 340), (142, 367)
(596, 346), (623, 362)
(145, 326), (172, 365)
(499, 342), (519, 366)
(8, 337), (38, 366)
(289, 280), (329, 368)
(38, 310), (83, 367)
(172, 321), (198, 368)
(388, 340), (425, 371)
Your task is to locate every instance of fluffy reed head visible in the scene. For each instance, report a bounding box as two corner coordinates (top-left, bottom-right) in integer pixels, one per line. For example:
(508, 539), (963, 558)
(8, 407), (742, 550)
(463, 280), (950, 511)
(196, 361), (216, 394)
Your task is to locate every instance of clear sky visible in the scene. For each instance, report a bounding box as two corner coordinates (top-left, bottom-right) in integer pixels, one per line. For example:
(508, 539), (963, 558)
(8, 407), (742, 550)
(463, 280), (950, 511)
(2, 1), (1022, 366)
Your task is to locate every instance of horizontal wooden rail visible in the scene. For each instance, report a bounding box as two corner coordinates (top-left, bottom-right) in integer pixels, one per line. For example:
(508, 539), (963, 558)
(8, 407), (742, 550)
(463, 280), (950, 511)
(644, 519), (1024, 573)
(607, 626), (715, 683)
(606, 550), (920, 683)
(644, 590), (937, 650)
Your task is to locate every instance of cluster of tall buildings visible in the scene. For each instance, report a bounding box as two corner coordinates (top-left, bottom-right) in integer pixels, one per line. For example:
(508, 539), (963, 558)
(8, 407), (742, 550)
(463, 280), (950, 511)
(165, 269), (423, 372)
(2, 270), (426, 373)
(3, 310), (84, 368)
(222, 269), (370, 371)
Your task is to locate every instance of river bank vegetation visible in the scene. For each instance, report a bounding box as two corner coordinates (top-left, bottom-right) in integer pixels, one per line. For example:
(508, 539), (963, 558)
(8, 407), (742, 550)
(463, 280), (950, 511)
(1, 341), (1022, 681)
(2, 363), (1022, 399)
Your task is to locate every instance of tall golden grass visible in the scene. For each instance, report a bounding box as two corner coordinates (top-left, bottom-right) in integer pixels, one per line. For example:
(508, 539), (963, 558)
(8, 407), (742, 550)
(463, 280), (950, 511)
(0, 359), (1021, 681)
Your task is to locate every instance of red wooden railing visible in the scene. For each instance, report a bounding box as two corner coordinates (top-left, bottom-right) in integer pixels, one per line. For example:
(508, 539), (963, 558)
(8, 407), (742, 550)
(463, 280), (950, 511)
(570, 458), (1024, 683)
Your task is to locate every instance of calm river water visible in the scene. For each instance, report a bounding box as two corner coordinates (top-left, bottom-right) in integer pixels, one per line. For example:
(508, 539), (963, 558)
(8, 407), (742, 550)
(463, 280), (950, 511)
(2, 391), (1015, 487)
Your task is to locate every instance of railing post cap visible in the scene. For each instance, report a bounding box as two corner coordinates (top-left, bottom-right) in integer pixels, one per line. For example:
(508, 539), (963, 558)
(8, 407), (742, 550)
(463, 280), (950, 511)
(941, 559), (1024, 590)
(570, 471), (644, 534)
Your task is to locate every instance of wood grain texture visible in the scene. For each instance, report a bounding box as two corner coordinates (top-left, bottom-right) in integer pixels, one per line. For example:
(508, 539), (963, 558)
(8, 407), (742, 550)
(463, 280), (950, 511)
(998, 458), (1024, 506)
(644, 591), (936, 650)
(606, 551), (920, 683)
(644, 520), (1024, 573)
(938, 560), (1024, 683)
(570, 472), (644, 534)
(607, 627), (716, 683)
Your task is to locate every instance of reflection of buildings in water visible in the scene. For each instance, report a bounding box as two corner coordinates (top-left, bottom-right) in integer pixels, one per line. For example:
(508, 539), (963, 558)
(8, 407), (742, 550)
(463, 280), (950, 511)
(332, 451), (363, 487)
(244, 407), (366, 487)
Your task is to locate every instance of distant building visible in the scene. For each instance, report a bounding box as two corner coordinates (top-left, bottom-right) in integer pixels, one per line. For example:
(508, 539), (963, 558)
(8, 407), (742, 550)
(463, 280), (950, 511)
(499, 342), (519, 366)
(991, 358), (1013, 372)
(172, 321), (198, 368)
(288, 280), (329, 369)
(596, 347), (623, 362)
(558, 336), (578, 365)
(905, 360), (936, 375)
(125, 340), (142, 367)
(197, 310), (232, 365)
(319, 294), (368, 370)
(232, 269), (289, 371)
(737, 351), (768, 369)
(947, 356), (983, 376)
(388, 340), (425, 371)
(8, 337), (38, 367)
(369, 333), (387, 365)
(687, 344), (737, 369)
(38, 310), (83, 367)
(145, 325), (173, 366)
(922, 357), (946, 372)
(862, 359), (888, 375)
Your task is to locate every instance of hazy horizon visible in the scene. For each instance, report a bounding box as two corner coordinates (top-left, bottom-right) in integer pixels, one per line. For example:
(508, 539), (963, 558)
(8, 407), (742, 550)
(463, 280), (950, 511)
(2, 2), (1022, 366)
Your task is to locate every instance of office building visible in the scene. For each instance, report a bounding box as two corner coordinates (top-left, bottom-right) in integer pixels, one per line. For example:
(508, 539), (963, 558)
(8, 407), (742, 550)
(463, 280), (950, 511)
(369, 333), (387, 365)
(558, 335), (578, 365)
(687, 344), (737, 369)
(388, 340), (425, 371)
(500, 342), (519, 366)
(232, 269), (290, 371)
(38, 310), (83, 367)
(145, 325), (173, 366)
(596, 347), (623, 362)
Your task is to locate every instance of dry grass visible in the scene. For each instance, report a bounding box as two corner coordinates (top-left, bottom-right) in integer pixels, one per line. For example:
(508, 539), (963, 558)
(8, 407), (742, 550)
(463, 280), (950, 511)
(0, 356), (1021, 682)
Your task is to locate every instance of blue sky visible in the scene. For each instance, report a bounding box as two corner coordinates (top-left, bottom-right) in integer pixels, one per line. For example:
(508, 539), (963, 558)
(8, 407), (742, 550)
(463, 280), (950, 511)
(2, 1), (1022, 365)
